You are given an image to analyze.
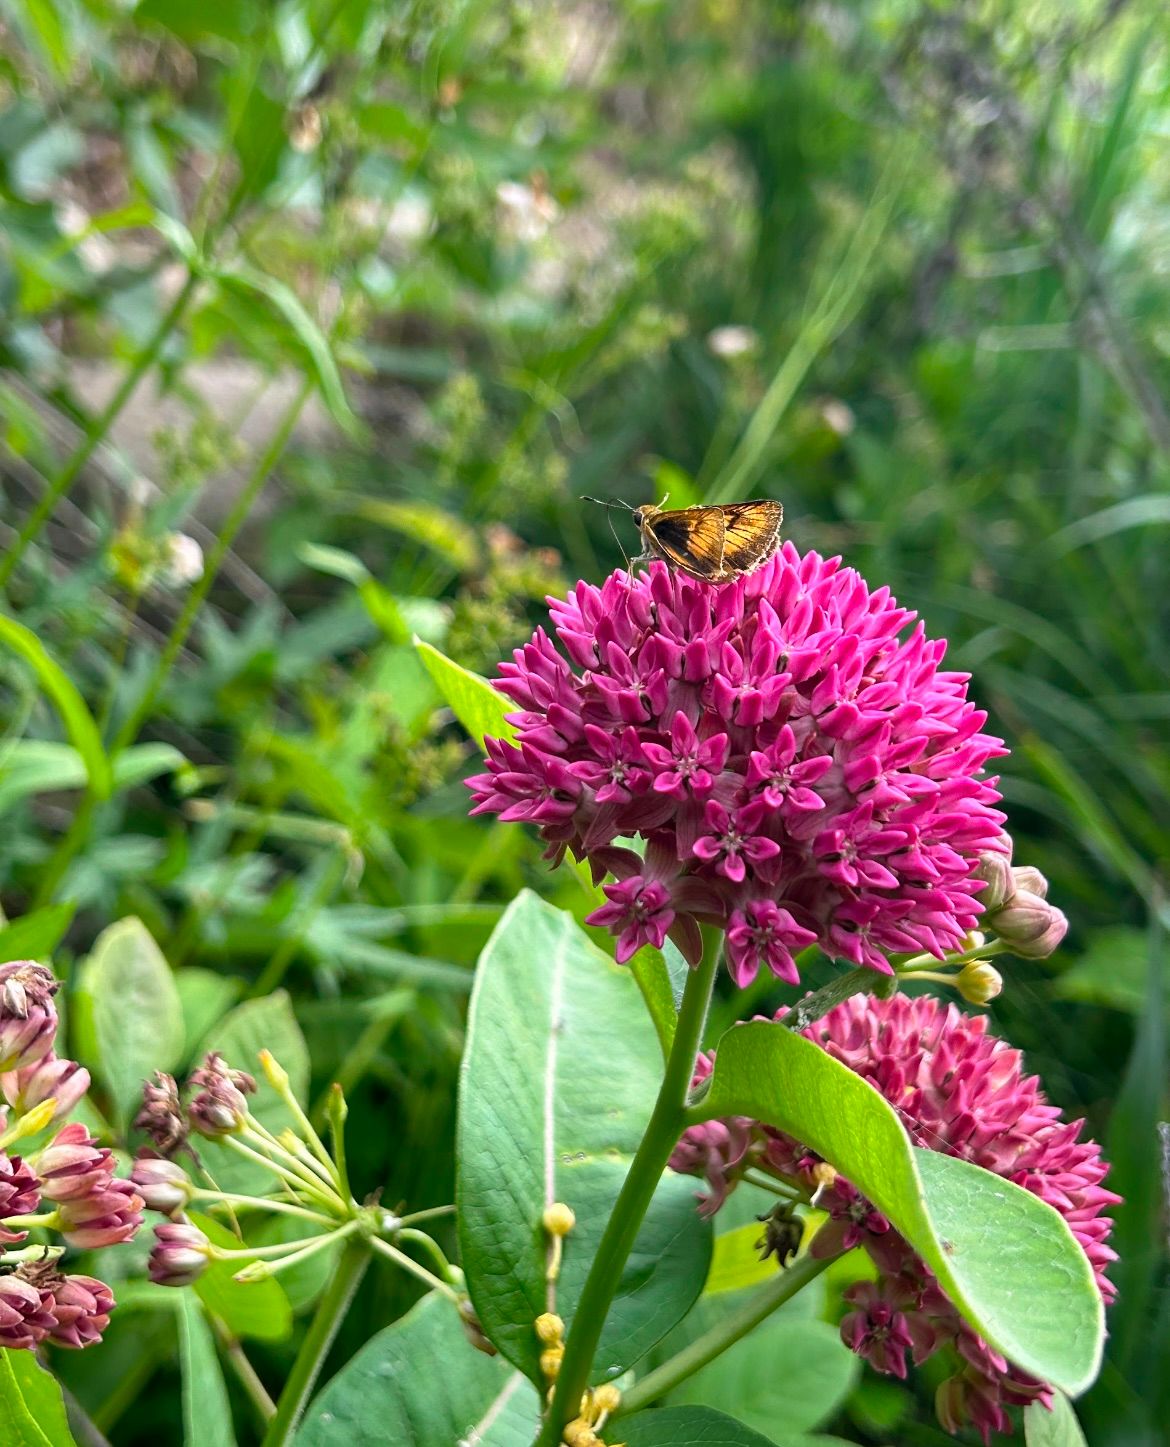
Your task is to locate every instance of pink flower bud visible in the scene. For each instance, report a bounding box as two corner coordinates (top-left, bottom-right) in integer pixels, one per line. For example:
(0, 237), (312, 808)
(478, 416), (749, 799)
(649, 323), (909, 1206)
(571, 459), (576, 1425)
(149, 1221), (210, 1286)
(56, 1177), (143, 1249)
(134, 1072), (187, 1156)
(1, 1053), (90, 1122)
(987, 890), (1068, 958)
(971, 845), (1015, 912)
(0, 962), (58, 1072)
(187, 1052), (255, 1137)
(0, 1150), (40, 1243)
(0, 1272), (57, 1349)
(131, 1154), (192, 1216)
(43, 1272), (115, 1350)
(1010, 864), (1048, 898)
(34, 1122), (114, 1203)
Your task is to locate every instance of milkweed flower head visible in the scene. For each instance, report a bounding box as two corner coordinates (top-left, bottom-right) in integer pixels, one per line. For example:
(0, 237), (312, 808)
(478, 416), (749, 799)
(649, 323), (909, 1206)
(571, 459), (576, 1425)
(468, 549), (1007, 982)
(670, 993), (1120, 1442)
(0, 958), (142, 1353)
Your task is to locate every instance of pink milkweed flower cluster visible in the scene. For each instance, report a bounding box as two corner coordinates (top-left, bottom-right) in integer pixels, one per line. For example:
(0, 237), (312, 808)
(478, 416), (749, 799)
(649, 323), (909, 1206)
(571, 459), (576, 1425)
(0, 960), (143, 1354)
(670, 993), (1120, 1442)
(468, 549), (1006, 984)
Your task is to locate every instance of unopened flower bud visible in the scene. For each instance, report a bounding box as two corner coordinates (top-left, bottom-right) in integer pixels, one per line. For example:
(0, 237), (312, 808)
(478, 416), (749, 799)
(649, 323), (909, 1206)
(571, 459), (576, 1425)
(35, 1123), (114, 1203)
(0, 962), (58, 1072)
(149, 1220), (210, 1286)
(1, 1054), (90, 1123)
(592, 1383), (621, 1414)
(563, 1424), (600, 1447)
(534, 1311), (563, 1345)
(187, 1052), (256, 1137)
(540, 1344), (564, 1379)
(134, 1072), (188, 1156)
(1010, 865), (1048, 899)
(57, 1177), (143, 1249)
(131, 1154), (192, 1216)
(810, 1161), (838, 1190)
(972, 848), (1015, 912)
(987, 891), (1068, 958)
(0, 1149), (40, 1242)
(957, 962), (1003, 1005)
(18, 1261), (114, 1350)
(542, 1202), (575, 1237)
(0, 1272), (56, 1349)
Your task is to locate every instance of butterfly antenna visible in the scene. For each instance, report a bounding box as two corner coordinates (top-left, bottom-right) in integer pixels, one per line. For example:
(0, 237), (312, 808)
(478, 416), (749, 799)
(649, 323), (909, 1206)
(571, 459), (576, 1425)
(580, 496), (633, 570)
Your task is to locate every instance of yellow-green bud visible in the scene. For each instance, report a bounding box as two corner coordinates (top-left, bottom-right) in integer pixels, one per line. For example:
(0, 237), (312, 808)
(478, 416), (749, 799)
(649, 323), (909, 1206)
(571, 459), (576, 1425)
(535, 1311), (563, 1345)
(542, 1202), (576, 1237)
(958, 961), (1003, 1005)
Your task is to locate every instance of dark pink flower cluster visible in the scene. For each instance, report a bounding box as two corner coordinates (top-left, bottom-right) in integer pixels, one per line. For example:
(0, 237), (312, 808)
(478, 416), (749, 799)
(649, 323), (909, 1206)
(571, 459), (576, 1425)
(0, 960), (142, 1353)
(468, 550), (1006, 983)
(670, 993), (1119, 1442)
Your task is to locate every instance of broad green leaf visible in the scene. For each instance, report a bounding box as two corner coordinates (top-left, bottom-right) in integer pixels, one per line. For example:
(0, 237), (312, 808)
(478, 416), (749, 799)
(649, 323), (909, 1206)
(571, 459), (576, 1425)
(0, 615), (112, 798)
(296, 1292), (539, 1446)
(0, 902), (75, 961)
(669, 1317), (859, 1438)
(415, 640), (518, 750)
(79, 917), (184, 1125)
(620, 1405), (781, 1445)
(136, 0), (257, 41)
(0, 742), (87, 814)
(458, 892), (711, 1384)
(176, 969), (244, 1062)
(190, 1211), (294, 1344)
(701, 1021), (1104, 1393)
(194, 991), (310, 1194)
(176, 1292), (237, 1447)
(1025, 1392), (1089, 1447)
(0, 1352), (74, 1447)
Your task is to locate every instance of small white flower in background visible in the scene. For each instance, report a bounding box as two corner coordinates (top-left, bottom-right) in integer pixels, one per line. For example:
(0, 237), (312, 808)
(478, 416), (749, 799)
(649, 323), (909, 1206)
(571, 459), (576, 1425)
(706, 324), (759, 358)
(54, 200), (116, 276)
(496, 178), (558, 242)
(127, 475), (155, 507)
(820, 398), (856, 436)
(384, 194), (434, 248)
(162, 534), (203, 587)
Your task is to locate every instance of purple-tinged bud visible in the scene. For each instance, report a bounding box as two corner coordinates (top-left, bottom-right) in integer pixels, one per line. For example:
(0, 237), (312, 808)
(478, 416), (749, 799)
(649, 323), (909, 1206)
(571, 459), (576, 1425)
(149, 1221), (210, 1287)
(34, 1122), (113, 1203)
(0, 962), (58, 1072)
(971, 847), (1015, 913)
(56, 1177), (144, 1249)
(1010, 865), (1048, 899)
(987, 891), (1069, 959)
(131, 1154), (192, 1216)
(42, 1270), (115, 1350)
(957, 961), (1003, 1005)
(0, 1272), (57, 1349)
(134, 1072), (188, 1156)
(0, 1150), (40, 1242)
(187, 1052), (256, 1137)
(1, 1053), (90, 1122)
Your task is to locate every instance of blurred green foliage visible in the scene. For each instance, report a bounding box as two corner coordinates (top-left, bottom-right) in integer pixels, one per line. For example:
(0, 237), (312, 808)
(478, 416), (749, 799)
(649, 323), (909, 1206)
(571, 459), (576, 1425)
(0, 0), (1167, 1442)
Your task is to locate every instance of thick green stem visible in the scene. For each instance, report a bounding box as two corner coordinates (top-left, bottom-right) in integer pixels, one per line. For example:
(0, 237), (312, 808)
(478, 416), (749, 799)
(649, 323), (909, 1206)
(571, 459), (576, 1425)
(261, 1237), (369, 1447)
(534, 946), (720, 1447)
(616, 1250), (836, 1416)
(0, 273), (199, 592)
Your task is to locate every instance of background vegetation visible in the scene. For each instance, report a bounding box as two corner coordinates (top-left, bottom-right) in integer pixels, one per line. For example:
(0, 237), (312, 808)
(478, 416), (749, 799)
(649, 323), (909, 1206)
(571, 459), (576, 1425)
(0, 0), (1166, 1442)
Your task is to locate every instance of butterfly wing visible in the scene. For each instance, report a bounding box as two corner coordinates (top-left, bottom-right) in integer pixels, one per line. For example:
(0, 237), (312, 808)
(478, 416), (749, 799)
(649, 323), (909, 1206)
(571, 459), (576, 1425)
(639, 506), (727, 581)
(718, 500), (784, 577)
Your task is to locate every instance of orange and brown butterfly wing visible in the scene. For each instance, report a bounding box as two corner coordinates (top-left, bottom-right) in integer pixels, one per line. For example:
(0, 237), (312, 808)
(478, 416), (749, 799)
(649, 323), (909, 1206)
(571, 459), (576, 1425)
(640, 500), (782, 582)
(718, 500), (783, 579)
(638, 505), (727, 581)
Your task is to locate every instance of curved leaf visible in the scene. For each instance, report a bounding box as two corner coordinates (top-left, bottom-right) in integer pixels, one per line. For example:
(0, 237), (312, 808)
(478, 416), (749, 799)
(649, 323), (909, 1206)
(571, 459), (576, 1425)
(415, 640), (518, 750)
(0, 615), (112, 798)
(1025, 1391), (1088, 1447)
(458, 892), (711, 1384)
(296, 1292), (538, 1446)
(700, 1020), (1103, 1394)
(0, 1352), (74, 1447)
(620, 1405), (783, 1445)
